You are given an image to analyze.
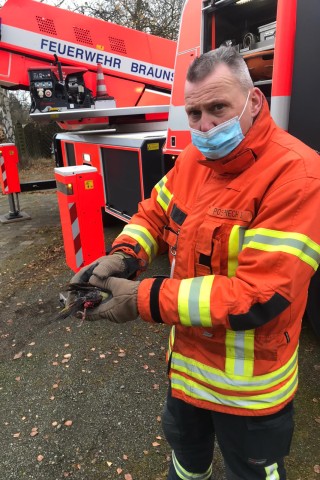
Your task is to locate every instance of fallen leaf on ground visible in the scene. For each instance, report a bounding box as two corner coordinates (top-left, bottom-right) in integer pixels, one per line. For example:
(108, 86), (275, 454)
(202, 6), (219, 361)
(314, 465), (320, 473)
(124, 474), (133, 480)
(13, 432), (20, 438)
(152, 442), (160, 447)
(13, 351), (23, 360)
(64, 420), (73, 427)
(116, 467), (123, 474)
(30, 427), (38, 437)
(37, 455), (44, 462)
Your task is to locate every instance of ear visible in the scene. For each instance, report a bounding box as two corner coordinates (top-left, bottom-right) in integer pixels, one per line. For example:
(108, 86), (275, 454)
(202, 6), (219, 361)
(250, 87), (263, 118)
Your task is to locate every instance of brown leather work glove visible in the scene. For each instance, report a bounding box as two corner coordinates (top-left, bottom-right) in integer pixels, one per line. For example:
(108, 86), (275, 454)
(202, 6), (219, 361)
(66, 253), (139, 308)
(85, 277), (139, 323)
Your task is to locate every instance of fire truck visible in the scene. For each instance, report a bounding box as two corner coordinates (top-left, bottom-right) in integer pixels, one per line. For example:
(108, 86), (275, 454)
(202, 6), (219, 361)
(0, 0), (319, 334)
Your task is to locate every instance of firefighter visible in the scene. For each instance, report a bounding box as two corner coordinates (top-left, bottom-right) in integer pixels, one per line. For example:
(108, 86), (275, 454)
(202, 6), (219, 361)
(68, 46), (320, 479)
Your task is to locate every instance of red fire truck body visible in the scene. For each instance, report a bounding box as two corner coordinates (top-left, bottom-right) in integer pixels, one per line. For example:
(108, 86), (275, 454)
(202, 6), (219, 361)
(1, 0), (320, 219)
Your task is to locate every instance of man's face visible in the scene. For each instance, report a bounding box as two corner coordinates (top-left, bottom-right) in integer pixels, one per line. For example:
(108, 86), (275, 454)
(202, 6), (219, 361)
(184, 63), (255, 135)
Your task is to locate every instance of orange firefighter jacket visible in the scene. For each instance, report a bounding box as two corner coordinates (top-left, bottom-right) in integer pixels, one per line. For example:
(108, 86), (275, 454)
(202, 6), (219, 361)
(110, 99), (320, 416)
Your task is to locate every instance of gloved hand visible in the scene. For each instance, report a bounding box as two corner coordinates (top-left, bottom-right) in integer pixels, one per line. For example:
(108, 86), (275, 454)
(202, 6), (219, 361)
(85, 277), (139, 323)
(66, 253), (137, 309)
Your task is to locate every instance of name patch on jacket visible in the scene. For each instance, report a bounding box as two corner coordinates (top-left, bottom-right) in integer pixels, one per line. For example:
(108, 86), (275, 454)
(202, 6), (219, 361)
(209, 207), (252, 222)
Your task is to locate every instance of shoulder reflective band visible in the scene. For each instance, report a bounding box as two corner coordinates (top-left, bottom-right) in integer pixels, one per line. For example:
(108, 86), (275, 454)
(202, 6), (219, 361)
(155, 175), (173, 212)
(120, 224), (158, 263)
(178, 276), (215, 327)
(243, 228), (320, 271)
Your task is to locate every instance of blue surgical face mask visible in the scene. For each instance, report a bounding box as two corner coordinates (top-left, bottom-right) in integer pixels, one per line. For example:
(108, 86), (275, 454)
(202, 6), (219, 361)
(190, 92), (250, 160)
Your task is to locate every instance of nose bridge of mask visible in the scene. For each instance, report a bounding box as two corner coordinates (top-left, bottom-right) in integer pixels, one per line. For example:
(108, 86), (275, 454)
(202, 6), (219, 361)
(191, 90), (250, 139)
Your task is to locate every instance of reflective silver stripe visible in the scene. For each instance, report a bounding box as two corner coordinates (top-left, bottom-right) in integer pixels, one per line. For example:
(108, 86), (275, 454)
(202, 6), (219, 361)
(178, 276), (214, 327)
(171, 370), (298, 410)
(155, 175), (173, 212)
(243, 228), (320, 270)
(172, 451), (212, 480)
(121, 224), (158, 262)
(225, 330), (255, 377)
(171, 350), (297, 390)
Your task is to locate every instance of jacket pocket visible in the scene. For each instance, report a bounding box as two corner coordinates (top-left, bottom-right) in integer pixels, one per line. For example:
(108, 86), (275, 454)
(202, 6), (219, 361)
(194, 217), (248, 277)
(244, 402), (294, 463)
(194, 219), (222, 276)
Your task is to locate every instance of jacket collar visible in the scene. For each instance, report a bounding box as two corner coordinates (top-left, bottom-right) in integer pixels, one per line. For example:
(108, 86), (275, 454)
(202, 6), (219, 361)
(197, 97), (276, 175)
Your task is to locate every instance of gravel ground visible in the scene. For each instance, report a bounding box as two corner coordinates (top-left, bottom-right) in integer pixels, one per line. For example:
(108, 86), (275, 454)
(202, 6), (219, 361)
(0, 180), (319, 480)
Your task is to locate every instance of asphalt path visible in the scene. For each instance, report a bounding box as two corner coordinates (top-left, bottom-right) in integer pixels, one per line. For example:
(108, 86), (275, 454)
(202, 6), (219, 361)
(0, 190), (319, 479)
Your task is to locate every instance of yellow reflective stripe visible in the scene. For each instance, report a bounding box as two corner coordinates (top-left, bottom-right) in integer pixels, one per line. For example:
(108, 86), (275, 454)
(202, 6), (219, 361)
(120, 224), (158, 262)
(243, 228), (320, 270)
(155, 175), (173, 212)
(171, 349), (298, 391)
(167, 326), (175, 359)
(265, 463), (280, 480)
(228, 225), (246, 277)
(178, 276), (215, 327)
(225, 330), (255, 377)
(171, 366), (298, 410)
(172, 450), (212, 480)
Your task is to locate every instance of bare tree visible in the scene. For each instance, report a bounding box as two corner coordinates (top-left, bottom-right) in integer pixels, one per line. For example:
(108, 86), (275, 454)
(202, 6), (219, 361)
(9, 92), (31, 126)
(71, 0), (184, 40)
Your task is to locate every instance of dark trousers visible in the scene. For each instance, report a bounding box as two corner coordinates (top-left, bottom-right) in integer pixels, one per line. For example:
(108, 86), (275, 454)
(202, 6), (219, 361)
(162, 387), (294, 480)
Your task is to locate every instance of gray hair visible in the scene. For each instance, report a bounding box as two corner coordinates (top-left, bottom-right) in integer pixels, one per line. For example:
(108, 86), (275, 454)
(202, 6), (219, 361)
(186, 46), (253, 93)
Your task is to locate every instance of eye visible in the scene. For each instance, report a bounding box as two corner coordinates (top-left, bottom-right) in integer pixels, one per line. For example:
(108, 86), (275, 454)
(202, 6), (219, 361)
(186, 109), (201, 120)
(210, 103), (225, 113)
